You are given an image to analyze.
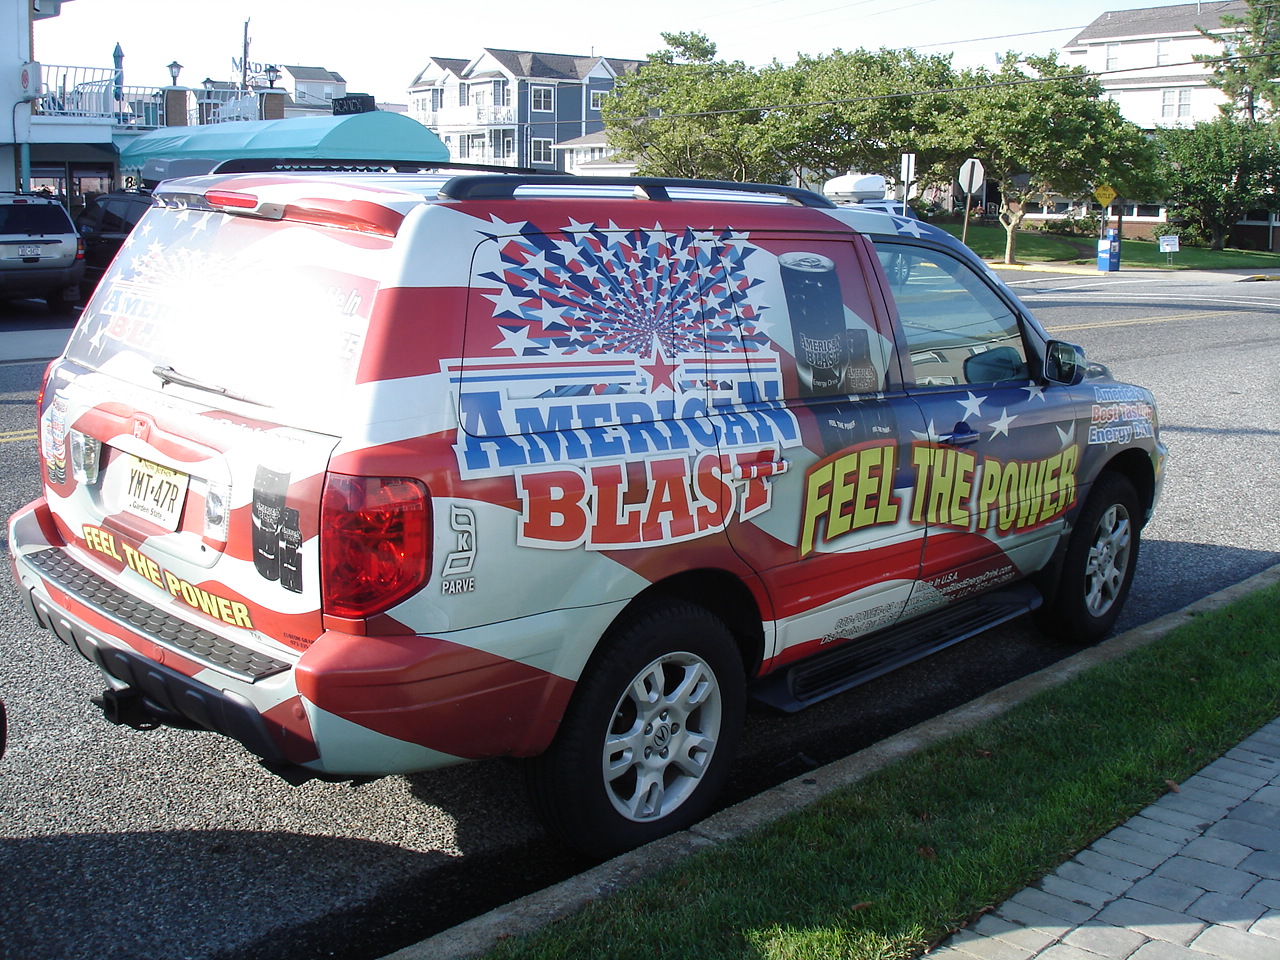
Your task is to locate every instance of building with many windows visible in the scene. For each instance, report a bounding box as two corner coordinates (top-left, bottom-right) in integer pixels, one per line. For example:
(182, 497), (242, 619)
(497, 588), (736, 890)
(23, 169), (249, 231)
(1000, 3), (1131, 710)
(1063, 0), (1242, 128)
(408, 48), (642, 170)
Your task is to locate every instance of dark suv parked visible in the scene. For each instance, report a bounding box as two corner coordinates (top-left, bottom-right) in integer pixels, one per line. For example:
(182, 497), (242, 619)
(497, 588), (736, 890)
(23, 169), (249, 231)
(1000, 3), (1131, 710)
(0, 192), (84, 312)
(74, 191), (153, 294)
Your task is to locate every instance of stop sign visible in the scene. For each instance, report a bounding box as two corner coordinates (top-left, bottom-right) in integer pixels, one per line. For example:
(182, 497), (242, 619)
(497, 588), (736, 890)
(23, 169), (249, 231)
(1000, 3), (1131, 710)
(958, 158), (985, 195)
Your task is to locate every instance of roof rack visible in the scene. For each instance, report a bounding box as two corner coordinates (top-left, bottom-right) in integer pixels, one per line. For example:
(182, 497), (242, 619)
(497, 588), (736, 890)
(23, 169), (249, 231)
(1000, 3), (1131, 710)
(209, 158), (544, 176)
(435, 175), (836, 208)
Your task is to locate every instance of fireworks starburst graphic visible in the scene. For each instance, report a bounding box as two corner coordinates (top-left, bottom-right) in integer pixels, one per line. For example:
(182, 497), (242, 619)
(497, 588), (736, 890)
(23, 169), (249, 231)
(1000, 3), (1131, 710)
(479, 223), (772, 360)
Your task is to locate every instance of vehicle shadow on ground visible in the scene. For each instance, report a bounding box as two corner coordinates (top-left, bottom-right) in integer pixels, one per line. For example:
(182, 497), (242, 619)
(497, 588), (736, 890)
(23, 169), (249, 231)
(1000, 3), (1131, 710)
(0, 829), (453, 960)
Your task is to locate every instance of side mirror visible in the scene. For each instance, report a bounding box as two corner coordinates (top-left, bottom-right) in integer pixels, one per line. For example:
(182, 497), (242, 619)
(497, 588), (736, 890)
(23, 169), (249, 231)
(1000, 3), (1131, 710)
(1045, 340), (1086, 386)
(964, 345), (1027, 383)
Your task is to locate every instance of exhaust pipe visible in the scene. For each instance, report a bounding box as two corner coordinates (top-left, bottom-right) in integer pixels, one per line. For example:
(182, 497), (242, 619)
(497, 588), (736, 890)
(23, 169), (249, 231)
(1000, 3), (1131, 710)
(94, 688), (161, 730)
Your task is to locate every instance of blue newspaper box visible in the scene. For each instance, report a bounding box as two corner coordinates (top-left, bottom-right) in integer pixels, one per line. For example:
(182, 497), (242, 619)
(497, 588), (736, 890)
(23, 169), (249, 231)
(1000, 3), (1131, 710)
(1097, 228), (1120, 272)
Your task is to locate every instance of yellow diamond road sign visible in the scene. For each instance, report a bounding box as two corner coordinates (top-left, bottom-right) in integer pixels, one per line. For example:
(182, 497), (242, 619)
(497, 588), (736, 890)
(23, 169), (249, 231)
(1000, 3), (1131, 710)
(1095, 184), (1117, 208)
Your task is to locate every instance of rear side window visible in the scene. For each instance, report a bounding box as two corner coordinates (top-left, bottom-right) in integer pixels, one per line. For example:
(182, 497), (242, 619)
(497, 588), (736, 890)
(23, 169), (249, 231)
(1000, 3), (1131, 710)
(0, 203), (73, 234)
(874, 241), (1030, 387)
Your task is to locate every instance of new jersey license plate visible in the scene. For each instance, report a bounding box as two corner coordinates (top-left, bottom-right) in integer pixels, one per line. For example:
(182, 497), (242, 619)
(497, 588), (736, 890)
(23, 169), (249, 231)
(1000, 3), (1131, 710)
(106, 453), (190, 531)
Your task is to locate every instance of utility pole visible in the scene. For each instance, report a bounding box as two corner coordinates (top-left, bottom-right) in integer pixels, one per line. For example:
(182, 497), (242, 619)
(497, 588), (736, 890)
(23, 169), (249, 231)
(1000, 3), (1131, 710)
(241, 20), (250, 92)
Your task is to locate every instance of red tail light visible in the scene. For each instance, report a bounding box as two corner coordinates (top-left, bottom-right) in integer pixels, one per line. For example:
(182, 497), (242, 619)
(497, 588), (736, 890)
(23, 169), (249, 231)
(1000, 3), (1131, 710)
(320, 474), (431, 619)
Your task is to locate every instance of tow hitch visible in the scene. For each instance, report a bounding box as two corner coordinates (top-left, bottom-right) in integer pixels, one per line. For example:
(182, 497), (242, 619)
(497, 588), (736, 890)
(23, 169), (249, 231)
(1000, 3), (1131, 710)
(93, 688), (161, 730)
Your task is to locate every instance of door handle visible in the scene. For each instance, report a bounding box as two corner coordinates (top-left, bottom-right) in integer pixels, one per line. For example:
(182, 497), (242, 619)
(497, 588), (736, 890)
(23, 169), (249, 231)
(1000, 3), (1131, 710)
(942, 422), (981, 446)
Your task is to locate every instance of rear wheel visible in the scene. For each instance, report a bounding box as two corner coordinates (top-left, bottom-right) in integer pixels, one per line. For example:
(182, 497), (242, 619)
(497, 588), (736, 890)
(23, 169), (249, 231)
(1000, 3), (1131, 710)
(1038, 472), (1141, 643)
(527, 600), (745, 860)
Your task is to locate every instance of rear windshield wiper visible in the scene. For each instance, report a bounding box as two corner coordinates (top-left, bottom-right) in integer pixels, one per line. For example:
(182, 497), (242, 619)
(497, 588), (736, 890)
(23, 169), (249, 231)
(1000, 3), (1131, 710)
(152, 365), (266, 406)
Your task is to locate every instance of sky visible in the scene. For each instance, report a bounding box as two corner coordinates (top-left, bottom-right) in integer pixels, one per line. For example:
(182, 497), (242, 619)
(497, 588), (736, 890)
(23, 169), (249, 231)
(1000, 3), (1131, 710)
(33, 0), (1166, 103)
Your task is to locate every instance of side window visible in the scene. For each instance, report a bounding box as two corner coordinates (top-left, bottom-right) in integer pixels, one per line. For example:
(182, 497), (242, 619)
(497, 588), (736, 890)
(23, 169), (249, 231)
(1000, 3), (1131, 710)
(762, 241), (892, 400)
(99, 199), (129, 233)
(875, 242), (1030, 387)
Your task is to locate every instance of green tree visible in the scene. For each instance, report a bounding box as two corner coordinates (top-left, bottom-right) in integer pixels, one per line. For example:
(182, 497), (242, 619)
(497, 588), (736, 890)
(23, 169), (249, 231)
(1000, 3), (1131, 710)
(1196, 0), (1280, 121)
(602, 33), (791, 184)
(950, 53), (1157, 263)
(1156, 116), (1280, 249)
(759, 47), (961, 189)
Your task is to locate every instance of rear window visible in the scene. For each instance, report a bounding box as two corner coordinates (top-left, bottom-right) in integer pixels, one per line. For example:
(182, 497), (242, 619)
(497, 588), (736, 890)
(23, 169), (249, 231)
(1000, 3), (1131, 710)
(64, 206), (382, 428)
(0, 202), (74, 235)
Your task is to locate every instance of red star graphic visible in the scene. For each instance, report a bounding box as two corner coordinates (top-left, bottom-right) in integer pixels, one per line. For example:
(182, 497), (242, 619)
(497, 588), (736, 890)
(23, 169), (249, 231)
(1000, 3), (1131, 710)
(640, 346), (680, 391)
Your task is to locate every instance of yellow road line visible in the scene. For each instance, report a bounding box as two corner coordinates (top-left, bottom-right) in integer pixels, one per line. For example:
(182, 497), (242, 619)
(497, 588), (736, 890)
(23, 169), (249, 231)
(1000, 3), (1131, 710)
(1046, 309), (1248, 333)
(1, 430), (38, 445)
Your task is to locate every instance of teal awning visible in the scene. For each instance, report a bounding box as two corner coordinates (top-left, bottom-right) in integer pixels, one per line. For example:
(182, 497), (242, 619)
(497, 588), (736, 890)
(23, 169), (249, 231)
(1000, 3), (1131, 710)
(118, 112), (449, 171)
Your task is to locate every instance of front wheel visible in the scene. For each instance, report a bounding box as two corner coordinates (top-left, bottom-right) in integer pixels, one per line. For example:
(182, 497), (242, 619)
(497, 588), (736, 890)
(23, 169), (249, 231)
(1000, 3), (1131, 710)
(1038, 472), (1141, 643)
(527, 600), (745, 860)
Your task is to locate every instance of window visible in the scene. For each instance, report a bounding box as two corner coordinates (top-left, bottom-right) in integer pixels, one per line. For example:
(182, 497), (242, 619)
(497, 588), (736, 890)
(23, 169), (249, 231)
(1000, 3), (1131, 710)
(531, 138), (554, 164)
(1156, 39), (1171, 66)
(494, 80), (510, 106)
(590, 90), (605, 111)
(874, 242), (1028, 388)
(459, 84), (470, 107)
(1161, 88), (1191, 118)
(531, 85), (554, 112)
(430, 89), (443, 111)
(1106, 43), (1120, 70)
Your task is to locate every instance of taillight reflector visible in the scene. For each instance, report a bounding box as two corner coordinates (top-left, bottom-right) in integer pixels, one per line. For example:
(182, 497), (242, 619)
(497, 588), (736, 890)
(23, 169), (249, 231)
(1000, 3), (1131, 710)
(320, 474), (431, 619)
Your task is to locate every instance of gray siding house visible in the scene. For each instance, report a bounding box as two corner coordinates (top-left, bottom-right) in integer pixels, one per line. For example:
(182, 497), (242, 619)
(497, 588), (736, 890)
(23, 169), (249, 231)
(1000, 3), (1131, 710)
(408, 48), (642, 169)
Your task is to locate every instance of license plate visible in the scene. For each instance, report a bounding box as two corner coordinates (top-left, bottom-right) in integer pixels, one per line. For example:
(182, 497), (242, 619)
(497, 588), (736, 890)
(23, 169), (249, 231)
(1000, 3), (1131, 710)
(17, 244), (41, 257)
(106, 454), (190, 531)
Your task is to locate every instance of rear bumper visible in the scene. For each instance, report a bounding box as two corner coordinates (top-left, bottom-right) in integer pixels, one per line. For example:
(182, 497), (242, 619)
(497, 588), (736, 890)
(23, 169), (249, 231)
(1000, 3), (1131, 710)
(0, 262), (84, 298)
(8, 497), (582, 777)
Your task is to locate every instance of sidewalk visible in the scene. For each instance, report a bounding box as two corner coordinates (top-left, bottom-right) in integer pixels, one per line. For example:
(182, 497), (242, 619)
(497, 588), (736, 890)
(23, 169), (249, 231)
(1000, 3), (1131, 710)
(932, 722), (1280, 960)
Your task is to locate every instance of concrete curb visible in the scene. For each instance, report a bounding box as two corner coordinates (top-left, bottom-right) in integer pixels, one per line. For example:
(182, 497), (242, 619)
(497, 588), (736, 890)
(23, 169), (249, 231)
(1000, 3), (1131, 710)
(385, 563), (1280, 960)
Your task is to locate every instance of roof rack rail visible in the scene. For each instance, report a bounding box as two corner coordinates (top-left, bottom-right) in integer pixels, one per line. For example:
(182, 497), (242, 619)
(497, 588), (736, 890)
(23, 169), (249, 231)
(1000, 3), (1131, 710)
(435, 174), (836, 208)
(209, 158), (544, 176)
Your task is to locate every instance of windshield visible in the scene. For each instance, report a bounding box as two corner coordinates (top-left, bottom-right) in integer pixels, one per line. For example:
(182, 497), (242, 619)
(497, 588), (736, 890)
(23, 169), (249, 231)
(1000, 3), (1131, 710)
(65, 206), (383, 428)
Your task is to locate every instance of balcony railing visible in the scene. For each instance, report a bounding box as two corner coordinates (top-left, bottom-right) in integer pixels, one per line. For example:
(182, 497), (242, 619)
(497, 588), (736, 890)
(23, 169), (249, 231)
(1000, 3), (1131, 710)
(34, 64), (167, 126)
(31, 64), (280, 127)
(435, 103), (516, 127)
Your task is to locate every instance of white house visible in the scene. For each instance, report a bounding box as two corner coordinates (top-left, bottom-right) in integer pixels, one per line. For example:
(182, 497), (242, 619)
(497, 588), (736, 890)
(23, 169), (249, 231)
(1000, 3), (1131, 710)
(1063, 0), (1242, 128)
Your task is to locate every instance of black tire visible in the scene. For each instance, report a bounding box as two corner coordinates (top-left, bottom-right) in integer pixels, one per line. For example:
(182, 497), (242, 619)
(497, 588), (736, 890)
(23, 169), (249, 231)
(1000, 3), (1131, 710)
(46, 292), (78, 315)
(527, 600), (746, 860)
(1037, 472), (1141, 643)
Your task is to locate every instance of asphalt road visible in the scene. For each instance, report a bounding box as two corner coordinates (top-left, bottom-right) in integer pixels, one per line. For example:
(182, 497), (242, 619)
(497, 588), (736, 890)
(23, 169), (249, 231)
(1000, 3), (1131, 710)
(1, 269), (1278, 960)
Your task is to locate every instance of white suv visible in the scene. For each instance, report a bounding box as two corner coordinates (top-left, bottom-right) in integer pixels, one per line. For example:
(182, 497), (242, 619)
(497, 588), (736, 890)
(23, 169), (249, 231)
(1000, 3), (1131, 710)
(0, 192), (84, 312)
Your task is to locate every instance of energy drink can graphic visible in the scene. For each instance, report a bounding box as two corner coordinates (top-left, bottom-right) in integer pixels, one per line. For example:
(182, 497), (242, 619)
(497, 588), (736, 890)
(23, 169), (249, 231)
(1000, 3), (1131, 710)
(44, 391), (68, 485)
(842, 327), (881, 395)
(251, 465), (290, 581)
(779, 252), (847, 396)
(279, 506), (303, 594)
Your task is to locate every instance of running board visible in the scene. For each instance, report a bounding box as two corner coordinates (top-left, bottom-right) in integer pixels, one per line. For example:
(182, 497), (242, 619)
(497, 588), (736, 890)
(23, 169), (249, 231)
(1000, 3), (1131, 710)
(751, 583), (1043, 713)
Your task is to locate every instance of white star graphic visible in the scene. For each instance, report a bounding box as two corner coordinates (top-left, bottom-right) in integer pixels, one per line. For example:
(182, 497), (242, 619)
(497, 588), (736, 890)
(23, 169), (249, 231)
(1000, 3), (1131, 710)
(519, 247), (552, 275)
(494, 324), (541, 355)
(958, 391), (988, 420)
(482, 284), (531, 318)
(1056, 422), (1077, 448)
(892, 217), (926, 239)
(911, 419), (942, 442)
(1022, 383), (1046, 403)
(990, 408), (1017, 437)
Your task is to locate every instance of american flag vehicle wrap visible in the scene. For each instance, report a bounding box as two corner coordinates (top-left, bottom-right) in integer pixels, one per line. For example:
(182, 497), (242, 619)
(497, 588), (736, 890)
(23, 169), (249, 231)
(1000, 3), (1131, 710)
(8, 171), (1165, 856)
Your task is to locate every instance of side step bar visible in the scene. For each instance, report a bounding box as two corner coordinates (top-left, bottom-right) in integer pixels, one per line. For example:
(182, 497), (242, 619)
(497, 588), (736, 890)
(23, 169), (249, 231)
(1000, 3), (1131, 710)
(752, 583), (1043, 713)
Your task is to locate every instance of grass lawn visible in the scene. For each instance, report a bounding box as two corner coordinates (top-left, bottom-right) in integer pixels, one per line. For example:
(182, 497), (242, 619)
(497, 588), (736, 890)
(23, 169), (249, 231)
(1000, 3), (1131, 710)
(483, 580), (1280, 960)
(936, 222), (1280, 271)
